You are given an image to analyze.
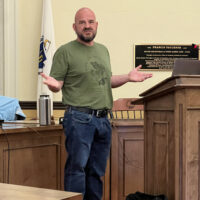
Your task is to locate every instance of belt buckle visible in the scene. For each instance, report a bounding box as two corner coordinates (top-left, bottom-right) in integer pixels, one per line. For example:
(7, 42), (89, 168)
(96, 110), (102, 118)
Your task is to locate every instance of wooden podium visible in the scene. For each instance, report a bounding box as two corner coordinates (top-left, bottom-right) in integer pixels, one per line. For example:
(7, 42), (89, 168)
(133, 75), (200, 200)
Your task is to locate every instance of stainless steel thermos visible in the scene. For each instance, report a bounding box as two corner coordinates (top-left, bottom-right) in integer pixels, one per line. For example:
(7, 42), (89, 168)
(39, 95), (51, 125)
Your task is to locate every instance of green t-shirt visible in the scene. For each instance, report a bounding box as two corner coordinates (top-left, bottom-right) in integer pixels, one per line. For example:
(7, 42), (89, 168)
(50, 40), (113, 109)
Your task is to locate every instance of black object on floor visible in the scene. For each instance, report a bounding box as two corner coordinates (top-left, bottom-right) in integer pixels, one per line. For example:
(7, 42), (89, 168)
(126, 191), (168, 200)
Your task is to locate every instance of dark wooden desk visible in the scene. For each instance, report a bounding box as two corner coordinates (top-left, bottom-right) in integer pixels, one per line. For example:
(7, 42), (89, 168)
(0, 122), (66, 190)
(0, 183), (82, 200)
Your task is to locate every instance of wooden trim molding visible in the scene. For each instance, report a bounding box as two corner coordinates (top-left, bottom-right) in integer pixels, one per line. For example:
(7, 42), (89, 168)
(20, 98), (144, 111)
(53, 102), (66, 110)
(19, 101), (66, 110)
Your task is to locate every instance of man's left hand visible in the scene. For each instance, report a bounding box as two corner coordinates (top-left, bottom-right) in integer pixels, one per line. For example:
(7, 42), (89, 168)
(128, 65), (153, 82)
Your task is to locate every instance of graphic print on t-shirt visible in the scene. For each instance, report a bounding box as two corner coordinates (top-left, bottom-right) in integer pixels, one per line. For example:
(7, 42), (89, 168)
(86, 56), (109, 86)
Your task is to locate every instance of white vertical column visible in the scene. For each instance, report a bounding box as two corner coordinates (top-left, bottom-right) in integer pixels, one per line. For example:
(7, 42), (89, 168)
(0, 0), (4, 95)
(4, 0), (17, 97)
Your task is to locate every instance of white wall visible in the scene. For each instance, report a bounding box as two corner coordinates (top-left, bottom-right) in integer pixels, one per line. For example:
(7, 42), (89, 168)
(16, 0), (200, 101)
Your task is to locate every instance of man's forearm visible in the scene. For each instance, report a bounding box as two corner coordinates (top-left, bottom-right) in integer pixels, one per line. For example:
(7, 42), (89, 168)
(111, 74), (129, 88)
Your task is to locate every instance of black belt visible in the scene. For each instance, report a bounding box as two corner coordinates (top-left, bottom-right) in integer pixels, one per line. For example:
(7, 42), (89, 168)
(67, 106), (109, 118)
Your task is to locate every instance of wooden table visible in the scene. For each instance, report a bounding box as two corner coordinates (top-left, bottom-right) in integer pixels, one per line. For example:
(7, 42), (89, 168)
(0, 183), (82, 200)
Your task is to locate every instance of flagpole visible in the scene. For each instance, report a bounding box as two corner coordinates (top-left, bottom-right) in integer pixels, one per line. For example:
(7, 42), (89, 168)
(37, 0), (56, 119)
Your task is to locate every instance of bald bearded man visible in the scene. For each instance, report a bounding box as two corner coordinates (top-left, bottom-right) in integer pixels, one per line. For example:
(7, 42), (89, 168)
(41, 7), (152, 200)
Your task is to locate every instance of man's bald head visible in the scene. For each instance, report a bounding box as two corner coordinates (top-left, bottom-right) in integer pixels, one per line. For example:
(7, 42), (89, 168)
(75, 7), (96, 23)
(73, 7), (98, 46)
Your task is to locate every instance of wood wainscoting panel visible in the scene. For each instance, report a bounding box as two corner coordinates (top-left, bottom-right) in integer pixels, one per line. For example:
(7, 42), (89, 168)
(145, 109), (175, 200)
(152, 121), (169, 196)
(111, 120), (144, 200)
(0, 125), (66, 190)
(3, 144), (59, 189)
(123, 138), (144, 196)
(185, 107), (200, 200)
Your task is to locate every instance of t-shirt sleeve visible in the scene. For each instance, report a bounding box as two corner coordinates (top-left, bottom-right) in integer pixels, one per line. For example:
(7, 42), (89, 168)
(50, 47), (68, 81)
(105, 46), (112, 76)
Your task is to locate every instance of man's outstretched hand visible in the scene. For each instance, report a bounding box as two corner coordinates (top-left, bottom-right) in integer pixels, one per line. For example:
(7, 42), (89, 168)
(128, 65), (152, 82)
(111, 65), (153, 88)
(40, 73), (63, 92)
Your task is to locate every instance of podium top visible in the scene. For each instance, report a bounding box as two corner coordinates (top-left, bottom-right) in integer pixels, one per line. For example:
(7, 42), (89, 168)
(132, 75), (200, 104)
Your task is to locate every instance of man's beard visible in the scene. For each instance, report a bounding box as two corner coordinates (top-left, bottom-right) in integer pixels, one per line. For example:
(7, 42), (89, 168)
(77, 29), (97, 43)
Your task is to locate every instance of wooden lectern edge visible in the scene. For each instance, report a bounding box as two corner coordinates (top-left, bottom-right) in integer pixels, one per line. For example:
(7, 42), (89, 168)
(131, 87), (176, 105)
(131, 75), (200, 105)
(138, 75), (200, 97)
(130, 76), (175, 105)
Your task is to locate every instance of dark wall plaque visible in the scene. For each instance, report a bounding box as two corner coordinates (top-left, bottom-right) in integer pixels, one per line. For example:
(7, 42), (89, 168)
(134, 44), (199, 70)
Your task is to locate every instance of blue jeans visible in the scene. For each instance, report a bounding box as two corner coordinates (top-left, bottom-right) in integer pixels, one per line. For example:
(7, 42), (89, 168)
(62, 109), (111, 200)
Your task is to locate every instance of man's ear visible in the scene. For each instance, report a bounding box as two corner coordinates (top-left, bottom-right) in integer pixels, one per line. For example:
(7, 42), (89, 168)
(73, 23), (76, 31)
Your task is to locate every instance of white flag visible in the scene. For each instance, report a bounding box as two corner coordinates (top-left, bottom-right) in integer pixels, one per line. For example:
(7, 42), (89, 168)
(37, 0), (55, 118)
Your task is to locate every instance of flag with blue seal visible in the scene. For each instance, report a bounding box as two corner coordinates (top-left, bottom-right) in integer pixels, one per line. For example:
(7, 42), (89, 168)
(37, 0), (56, 117)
